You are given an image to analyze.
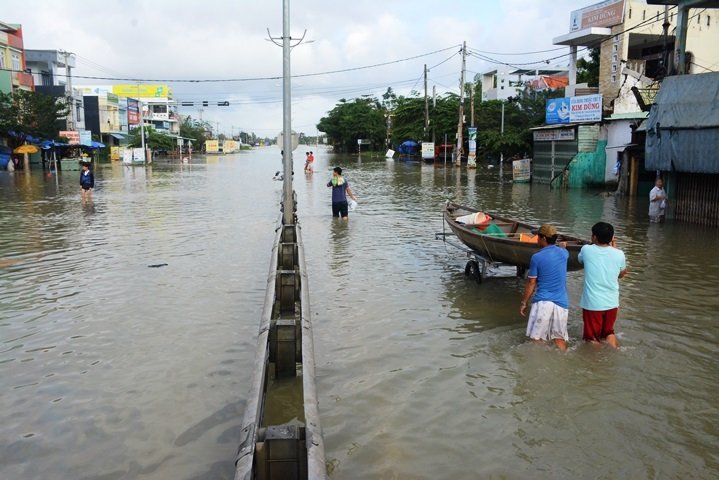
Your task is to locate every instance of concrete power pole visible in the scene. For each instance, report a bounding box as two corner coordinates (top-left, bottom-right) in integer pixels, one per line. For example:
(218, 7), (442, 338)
(281, 0), (293, 225)
(60, 50), (74, 131)
(424, 63), (429, 139)
(455, 41), (466, 166)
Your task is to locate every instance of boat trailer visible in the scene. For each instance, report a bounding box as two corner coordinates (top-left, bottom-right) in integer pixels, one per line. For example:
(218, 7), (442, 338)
(435, 231), (527, 283)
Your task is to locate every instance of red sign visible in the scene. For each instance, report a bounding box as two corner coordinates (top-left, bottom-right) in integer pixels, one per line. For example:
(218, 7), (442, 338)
(60, 130), (80, 144)
(127, 98), (141, 125)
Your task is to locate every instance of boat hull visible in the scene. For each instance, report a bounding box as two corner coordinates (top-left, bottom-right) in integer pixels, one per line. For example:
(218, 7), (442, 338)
(444, 202), (588, 271)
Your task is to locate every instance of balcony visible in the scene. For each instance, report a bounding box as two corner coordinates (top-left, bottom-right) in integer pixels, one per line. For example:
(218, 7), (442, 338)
(12, 71), (35, 90)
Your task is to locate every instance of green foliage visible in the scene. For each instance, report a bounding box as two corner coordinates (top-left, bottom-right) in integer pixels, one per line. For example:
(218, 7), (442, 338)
(318, 79), (565, 158)
(577, 47), (600, 87)
(0, 90), (68, 148)
(317, 97), (386, 152)
(127, 125), (177, 150)
(179, 116), (211, 146)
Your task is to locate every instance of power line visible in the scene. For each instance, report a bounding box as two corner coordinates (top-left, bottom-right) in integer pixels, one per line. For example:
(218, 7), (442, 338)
(2, 44), (461, 83)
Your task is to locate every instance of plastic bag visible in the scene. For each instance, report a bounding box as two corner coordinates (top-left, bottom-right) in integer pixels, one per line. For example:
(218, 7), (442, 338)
(348, 199), (358, 211)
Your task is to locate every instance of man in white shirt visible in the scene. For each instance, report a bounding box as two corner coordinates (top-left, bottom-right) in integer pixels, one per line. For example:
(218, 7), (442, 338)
(649, 177), (668, 223)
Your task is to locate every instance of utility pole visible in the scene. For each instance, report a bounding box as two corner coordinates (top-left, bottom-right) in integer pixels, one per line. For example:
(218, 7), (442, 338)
(455, 41), (466, 166)
(424, 63), (429, 139)
(500, 100), (505, 175)
(60, 50), (74, 131)
(661, 6), (672, 76)
(138, 84), (146, 163)
(281, 0), (293, 225)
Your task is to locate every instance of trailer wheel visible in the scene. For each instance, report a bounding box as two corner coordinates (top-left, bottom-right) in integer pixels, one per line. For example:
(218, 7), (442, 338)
(465, 260), (482, 284)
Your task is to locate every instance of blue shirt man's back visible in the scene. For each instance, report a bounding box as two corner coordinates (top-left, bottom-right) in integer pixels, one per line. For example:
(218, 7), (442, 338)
(528, 245), (569, 309)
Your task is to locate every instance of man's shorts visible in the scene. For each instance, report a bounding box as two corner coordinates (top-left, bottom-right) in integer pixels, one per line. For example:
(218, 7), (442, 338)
(582, 308), (618, 341)
(332, 201), (348, 218)
(526, 300), (569, 341)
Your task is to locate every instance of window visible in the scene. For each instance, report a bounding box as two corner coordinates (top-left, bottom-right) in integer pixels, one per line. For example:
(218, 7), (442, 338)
(613, 44), (618, 52)
(613, 54), (618, 63)
(11, 53), (20, 71)
(629, 8), (632, 19)
(612, 63), (617, 73)
(0, 53), (5, 69)
(611, 74), (617, 82)
(708, 15), (711, 27)
(698, 14), (701, 25)
(642, 10), (646, 21)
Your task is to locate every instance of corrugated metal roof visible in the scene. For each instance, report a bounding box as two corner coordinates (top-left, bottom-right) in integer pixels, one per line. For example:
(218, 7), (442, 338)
(645, 72), (719, 173)
(606, 112), (648, 121)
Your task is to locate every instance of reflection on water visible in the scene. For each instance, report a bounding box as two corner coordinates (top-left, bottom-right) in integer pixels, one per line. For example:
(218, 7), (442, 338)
(2, 151), (718, 479)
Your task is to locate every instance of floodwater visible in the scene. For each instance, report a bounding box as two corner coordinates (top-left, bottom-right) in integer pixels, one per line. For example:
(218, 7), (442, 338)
(1, 148), (717, 479)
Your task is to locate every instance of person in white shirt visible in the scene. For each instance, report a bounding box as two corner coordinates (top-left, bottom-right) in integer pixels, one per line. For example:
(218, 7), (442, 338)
(649, 177), (668, 223)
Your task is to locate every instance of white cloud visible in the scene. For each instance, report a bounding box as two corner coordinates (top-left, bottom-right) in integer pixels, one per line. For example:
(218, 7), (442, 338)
(10, 0), (599, 136)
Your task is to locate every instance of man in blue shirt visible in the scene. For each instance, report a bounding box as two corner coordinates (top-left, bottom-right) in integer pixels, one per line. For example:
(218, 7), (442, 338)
(578, 222), (627, 348)
(520, 224), (570, 351)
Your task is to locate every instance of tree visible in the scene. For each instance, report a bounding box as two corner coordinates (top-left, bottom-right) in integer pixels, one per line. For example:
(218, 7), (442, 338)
(0, 90), (68, 148)
(127, 126), (177, 151)
(577, 47), (600, 87)
(179, 116), (212, 147)
(317, 97), (386, 152)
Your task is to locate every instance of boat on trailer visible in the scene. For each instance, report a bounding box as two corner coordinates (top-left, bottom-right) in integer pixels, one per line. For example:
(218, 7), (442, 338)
(442, 201), (589, 279)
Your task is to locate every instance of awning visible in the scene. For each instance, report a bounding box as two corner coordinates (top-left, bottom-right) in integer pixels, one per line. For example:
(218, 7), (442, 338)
(110, 133), (126, 140)
(553, 27), (612, 47)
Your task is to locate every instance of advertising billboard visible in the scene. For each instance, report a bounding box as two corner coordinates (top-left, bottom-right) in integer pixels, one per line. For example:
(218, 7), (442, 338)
(59, 130), (80, 144)
(570, 0), (625, 31)
(421, 142), (435, 160)
(112, 84), (169, 98)
(127, 98), (140, 125)
(546, 94), (602, 124)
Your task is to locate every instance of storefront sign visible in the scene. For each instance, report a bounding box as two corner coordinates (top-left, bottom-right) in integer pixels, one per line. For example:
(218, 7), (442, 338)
(570, 94), (603, 123)
(205, 140), (219, 153)
(546, 98), (570, 124)
(533, 129), (575, 141)
(546, 94), (602, 124)
(467, 128), (477, 166)
(79, 130), (92, 146)
(512, 158), (532, 182)
(60, 130), (80, 144)
(127, 98), (140, 125)
(421, 142), (435, 160)
(570, 0), (625, 31)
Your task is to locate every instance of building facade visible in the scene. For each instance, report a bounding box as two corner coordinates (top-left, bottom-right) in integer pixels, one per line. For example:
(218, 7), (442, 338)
(25, 49), (85, 131)
(0, 21), (34, 94)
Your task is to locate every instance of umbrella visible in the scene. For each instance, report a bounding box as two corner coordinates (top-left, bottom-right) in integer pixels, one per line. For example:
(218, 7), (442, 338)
(13, 144), (40, 154)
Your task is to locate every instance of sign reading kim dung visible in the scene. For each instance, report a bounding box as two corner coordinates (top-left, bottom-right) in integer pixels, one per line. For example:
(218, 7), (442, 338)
(546, 94), (602, 124)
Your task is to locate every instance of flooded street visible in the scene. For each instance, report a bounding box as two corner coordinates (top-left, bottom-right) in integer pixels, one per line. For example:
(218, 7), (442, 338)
(1, 148), (718, 479)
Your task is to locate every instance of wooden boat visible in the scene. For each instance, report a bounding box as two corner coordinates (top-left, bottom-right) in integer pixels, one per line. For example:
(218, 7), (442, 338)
(444, 201), (589, 271)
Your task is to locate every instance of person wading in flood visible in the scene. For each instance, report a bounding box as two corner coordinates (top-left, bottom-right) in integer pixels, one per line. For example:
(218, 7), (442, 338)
(327, 166), (357, 219)
(80, 161), (94, 203)
(520, 224), (570, 351)
(578, 222), (627, 348)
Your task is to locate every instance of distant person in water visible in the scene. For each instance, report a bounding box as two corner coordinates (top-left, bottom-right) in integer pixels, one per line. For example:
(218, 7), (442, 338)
(649, 177), (668, 223)
(80, 162), (94, 202)
(327, 166), (357, 219)
(305, 151), (315, 173)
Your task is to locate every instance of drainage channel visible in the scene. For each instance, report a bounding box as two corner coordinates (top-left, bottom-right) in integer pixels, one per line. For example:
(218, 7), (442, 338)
(234, 220), (326, 480)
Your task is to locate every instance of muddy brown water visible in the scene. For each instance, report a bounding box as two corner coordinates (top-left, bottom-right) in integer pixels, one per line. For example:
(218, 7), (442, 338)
(1, 148), (717, 479)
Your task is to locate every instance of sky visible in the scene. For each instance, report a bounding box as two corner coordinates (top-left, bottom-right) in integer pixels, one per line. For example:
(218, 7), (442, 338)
(8, 0), (600, 139)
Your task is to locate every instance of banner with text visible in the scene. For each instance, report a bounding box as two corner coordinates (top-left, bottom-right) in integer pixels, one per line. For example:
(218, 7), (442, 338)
(546, 94), (602, 124)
